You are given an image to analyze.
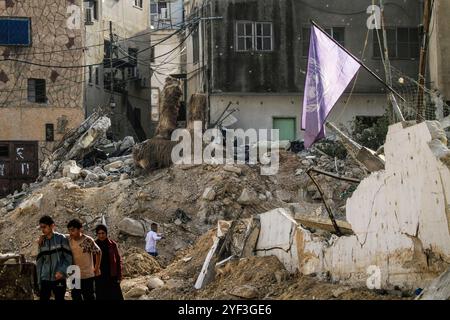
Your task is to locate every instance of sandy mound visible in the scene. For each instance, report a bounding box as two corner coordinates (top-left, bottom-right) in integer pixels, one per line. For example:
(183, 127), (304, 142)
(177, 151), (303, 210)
(122, 247), (161, 278)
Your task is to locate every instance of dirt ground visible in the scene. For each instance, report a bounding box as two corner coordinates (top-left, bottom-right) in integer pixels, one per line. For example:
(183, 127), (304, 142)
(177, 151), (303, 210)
(0, 150), (388, 300)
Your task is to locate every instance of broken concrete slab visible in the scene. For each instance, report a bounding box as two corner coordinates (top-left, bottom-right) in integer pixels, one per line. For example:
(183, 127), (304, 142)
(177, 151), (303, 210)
(18, 193), (43, 213)
(118, 218), (146, 237)
(202, 187), (216, 201)
(223, 165), (242, 175)
(417, 267), (450, 300)
(65, 116), (111, 160)
(104, 161), (124, 172)
(237, 188), (258, 205)
(228, 285), (259, 299)
(147, 277), (165, 290)
(256, 208), (300, 273)
(124, 285), (148, 299)
(259, 122), (450, 290)
(61, 160), (82, 180)
(275, 190), (292, 202)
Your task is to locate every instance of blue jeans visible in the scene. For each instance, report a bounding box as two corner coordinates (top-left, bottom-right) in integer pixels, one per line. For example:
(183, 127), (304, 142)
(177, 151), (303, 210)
(148, 252), (158, 257)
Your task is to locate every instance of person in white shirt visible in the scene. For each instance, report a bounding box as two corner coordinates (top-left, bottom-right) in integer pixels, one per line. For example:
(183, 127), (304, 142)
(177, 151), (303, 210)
(145, 223), (163, 257)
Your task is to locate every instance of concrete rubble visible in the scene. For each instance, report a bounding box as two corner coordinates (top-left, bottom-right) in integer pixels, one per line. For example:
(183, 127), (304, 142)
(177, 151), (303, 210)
(1, 114), (449, 300)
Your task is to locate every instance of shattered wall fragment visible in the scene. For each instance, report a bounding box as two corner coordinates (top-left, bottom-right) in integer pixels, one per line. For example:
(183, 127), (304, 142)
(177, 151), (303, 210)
(256, 122), (450, 290)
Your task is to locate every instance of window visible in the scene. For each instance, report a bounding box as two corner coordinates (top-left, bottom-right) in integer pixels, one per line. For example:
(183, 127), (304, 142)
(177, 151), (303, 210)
(373, 27), (420, 59)
(236, 21), (274, 52)
(128, 48), (138, 66)
(84, 1), (98, 24)
(134, 0), (143, 8)
(0, 145), (8, 158)
(27, 79), (46, 103)
(128, 66), (138, 79)
(236, 21), (254, 52)
(45, 124), (54, 142)
(104, 40), (111, 59)
(192, 24), (200, 63)
(88, 66), (93, 84)
(302, 27), (345, 56)
(255, 23), (273, 51)
(0, 17), (31, 46)
(104, 40), (118, 60)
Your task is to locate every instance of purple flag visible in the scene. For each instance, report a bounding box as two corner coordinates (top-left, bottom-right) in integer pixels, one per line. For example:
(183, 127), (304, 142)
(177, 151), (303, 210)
(302, 26), (360, 148)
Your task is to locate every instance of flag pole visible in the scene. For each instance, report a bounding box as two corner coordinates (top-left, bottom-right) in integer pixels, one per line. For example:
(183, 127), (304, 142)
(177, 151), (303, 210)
(310, 20), (406, 103)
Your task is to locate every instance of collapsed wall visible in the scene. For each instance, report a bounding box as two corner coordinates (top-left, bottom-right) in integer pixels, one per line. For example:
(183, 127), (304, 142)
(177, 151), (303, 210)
(257, 121), (450, 290)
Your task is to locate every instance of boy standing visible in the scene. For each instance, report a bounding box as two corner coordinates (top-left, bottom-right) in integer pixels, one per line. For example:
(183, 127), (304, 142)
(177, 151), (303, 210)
(145, 223), (164, 257)
(36, 215), (72, 301)
(67, 219), (101, 301)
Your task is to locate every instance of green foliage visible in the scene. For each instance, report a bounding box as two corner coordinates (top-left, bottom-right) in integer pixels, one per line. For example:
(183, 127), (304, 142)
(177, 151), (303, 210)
(315, 139), (348, 160)
(352, 115), (389, 150)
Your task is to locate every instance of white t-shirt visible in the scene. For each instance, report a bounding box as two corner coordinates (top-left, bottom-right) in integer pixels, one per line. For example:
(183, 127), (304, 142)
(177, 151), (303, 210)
(145, 230), (162, 253)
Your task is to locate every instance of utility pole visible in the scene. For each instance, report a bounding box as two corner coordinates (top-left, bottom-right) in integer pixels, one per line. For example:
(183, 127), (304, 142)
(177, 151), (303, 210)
(109, 20), (116, 138)
(416, 0), (433, 123)
(380, 0), (405, 123)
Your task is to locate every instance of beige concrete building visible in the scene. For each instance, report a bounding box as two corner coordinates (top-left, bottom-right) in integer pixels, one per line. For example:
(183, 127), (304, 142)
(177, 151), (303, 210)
(0, 0), (154, 196)
(84, 0), (153, 141)
(149, 0), (186, 124)
(0, 0), (85, 195)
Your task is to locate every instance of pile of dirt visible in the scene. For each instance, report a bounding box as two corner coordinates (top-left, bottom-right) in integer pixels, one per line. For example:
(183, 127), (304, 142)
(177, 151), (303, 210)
(122, 247), (161, 278)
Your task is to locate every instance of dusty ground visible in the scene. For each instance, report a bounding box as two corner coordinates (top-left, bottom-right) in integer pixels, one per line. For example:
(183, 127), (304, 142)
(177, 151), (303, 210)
(120, 231), (410, 300)
(0, 150), (382, 300)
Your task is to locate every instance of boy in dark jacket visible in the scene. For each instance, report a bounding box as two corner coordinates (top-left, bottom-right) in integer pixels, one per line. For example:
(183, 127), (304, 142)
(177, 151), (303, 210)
(36, 215), (72, 301)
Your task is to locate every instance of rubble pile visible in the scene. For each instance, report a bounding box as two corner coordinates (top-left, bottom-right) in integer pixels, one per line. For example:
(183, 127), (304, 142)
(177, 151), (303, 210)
(0, 110), (388, 300)
(122, 247), (162, 278)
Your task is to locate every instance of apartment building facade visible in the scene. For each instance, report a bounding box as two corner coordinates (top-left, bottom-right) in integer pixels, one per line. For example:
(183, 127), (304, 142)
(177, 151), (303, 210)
(0, 0), (154, 196)
(184, 0), (422, 141)
(0, 0), (86, 196)
(149, 0), (186, 124)
(83, 0), (153, 141)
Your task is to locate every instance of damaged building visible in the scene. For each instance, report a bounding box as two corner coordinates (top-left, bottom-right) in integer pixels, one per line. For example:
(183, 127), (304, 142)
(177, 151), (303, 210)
(184, 0), (422, 138)
(0, 0), (86, 197)
(0, 0), (154, 197)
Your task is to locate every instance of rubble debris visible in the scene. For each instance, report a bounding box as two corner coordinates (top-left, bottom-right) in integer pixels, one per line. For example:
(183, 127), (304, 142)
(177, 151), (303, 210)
(417, 267), (450, 300)
(118, 218), (147, 237)
(122, 247), (161, 278)
(0, 254), (36, 300)
(132, 138), (177, 172)
(326, 122), (385, 172)
(124, 285), (149, 299)
(237, 188), (258, 205)
(228, 285), (259, 299)
(223, 165), (242, 175)
(17, 193), (43, 214)
(172, 209), (192, 224)
(62, 160), (82, 180)
(104, 160), (124, 172)
(148, 277), (165, 290)
(202, 187), (216, 201)
(40, 113), (111, 178)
